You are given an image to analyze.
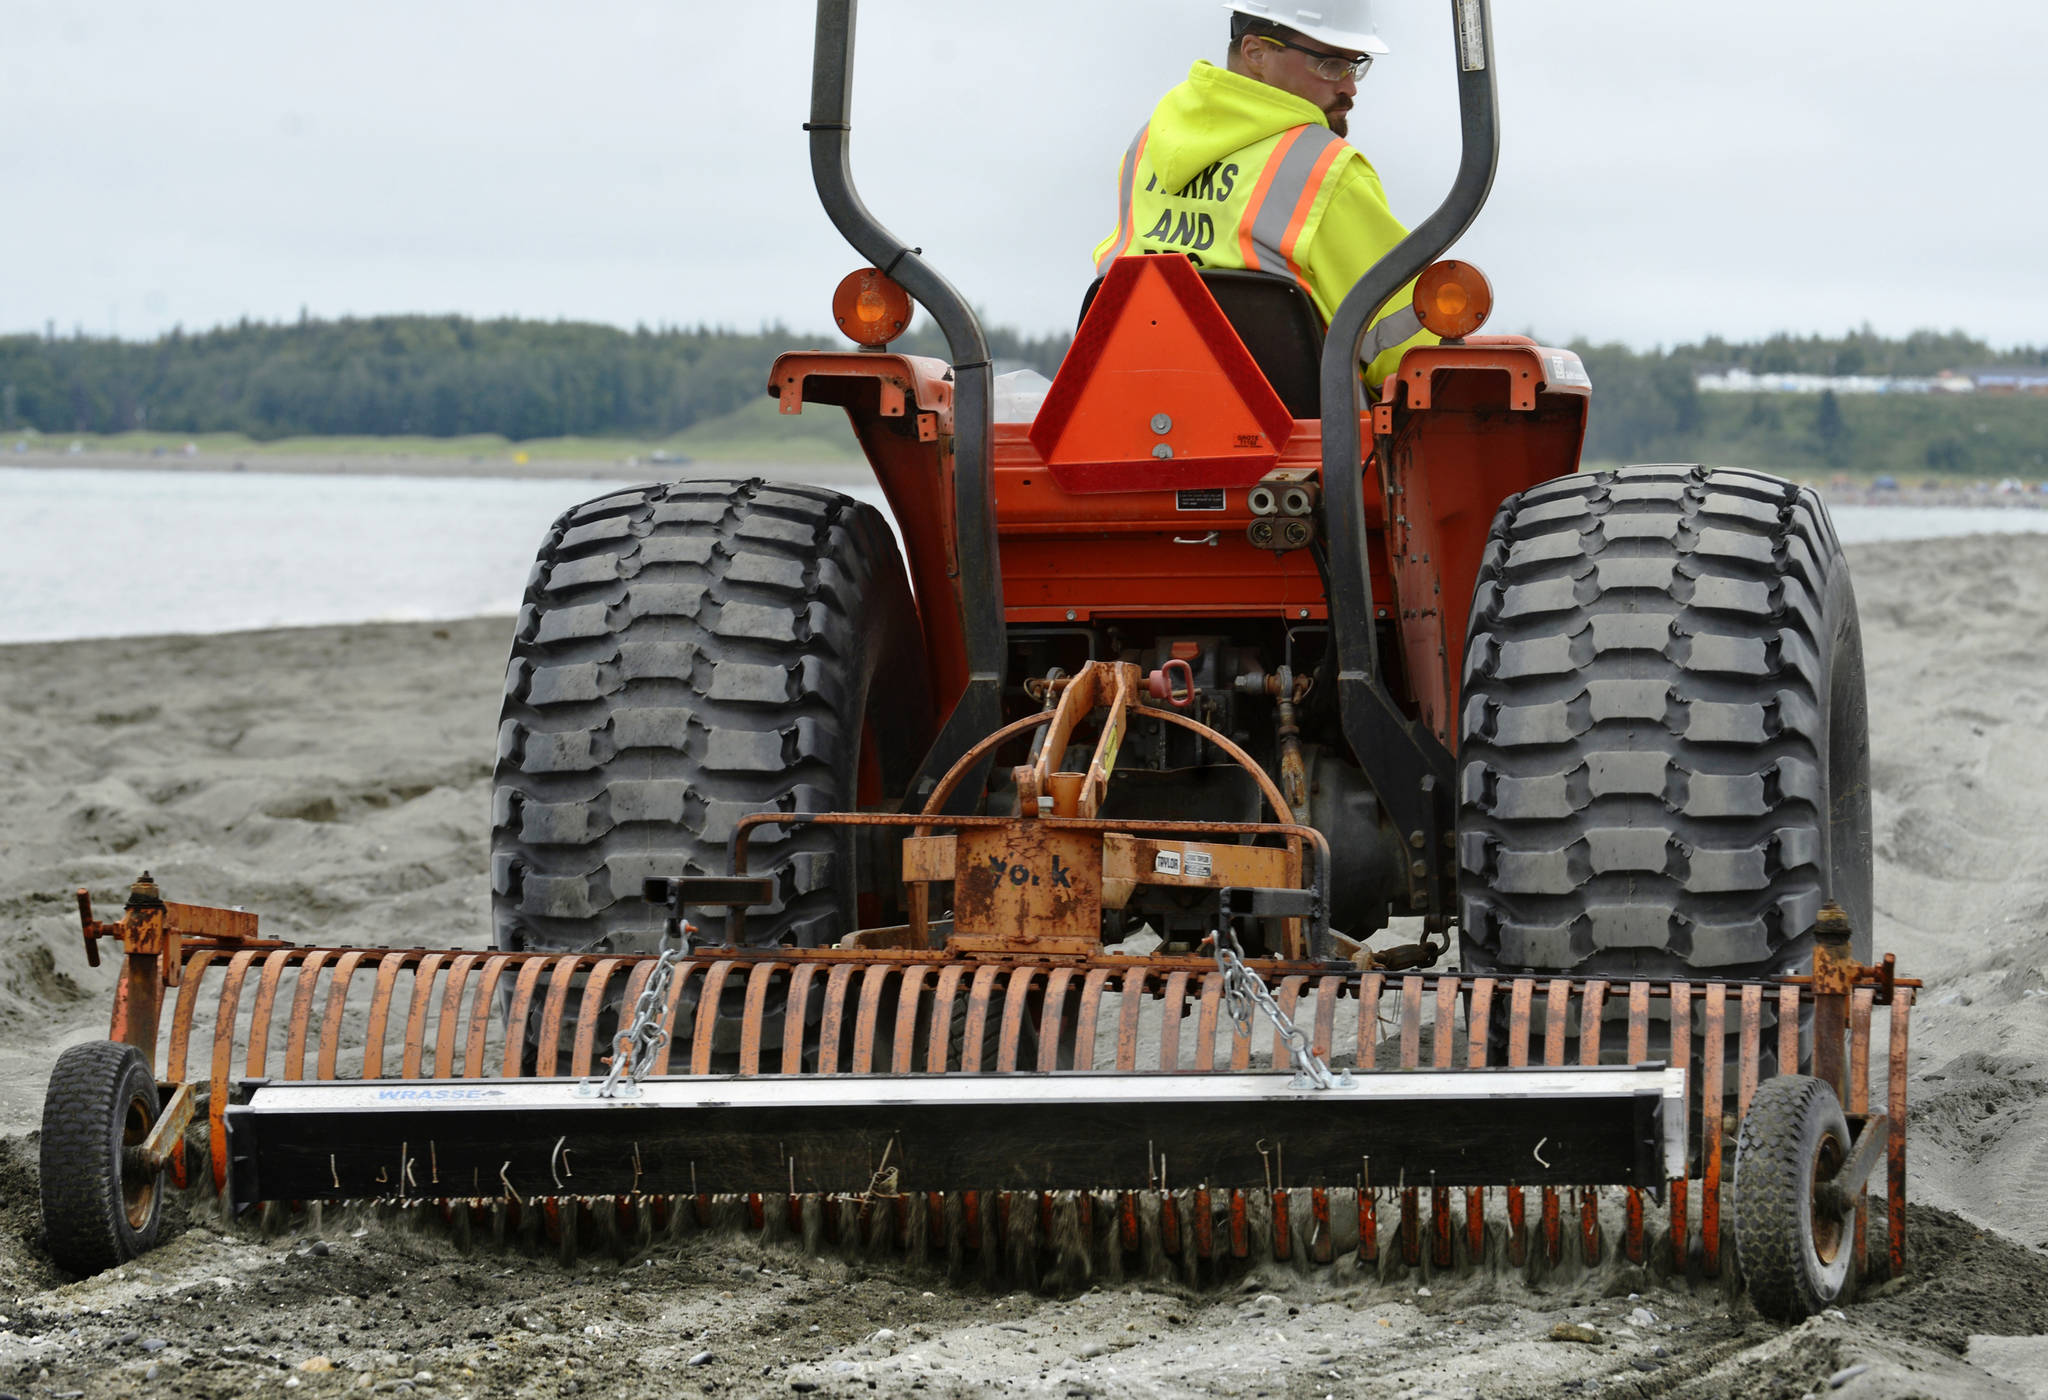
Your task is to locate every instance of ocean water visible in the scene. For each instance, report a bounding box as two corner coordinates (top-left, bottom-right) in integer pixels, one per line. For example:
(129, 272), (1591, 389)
(0, 467), (2040, 645)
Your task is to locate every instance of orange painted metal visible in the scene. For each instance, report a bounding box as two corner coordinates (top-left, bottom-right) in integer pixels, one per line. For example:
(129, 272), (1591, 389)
(1027, 253), (1294, 493)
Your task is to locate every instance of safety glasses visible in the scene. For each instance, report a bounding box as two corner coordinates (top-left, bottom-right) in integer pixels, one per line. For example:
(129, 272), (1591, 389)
(1258, 35), (1373, 82)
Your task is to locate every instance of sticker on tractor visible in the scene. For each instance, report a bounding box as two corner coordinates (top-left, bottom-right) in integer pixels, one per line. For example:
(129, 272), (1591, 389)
(1176, 489), (1225, 512)
(1185, 849), (1213, 879)
(1153, 850), (1183, 876)
(1545, 352), (1592, 388)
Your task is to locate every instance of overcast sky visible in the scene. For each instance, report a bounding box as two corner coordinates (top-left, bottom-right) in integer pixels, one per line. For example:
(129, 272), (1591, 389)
(5, 0), (2044, 350)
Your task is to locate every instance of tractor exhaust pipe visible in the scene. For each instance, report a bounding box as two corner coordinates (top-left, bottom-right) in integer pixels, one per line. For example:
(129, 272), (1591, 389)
(807, 0), (1006, 806)
(1313, 0), (1501, 912)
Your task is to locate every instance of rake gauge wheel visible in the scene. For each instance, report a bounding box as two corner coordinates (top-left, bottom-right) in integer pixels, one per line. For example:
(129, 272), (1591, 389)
(1732, 1073), (1855, 1319)
(39, 1040), (163, 1276)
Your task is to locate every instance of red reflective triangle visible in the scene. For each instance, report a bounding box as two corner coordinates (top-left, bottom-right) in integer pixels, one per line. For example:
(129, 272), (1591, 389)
(1029, 254), (1296, 494)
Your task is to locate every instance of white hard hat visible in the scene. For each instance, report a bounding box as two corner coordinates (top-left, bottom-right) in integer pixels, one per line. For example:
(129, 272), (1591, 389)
(1224, 1), (1389, 56)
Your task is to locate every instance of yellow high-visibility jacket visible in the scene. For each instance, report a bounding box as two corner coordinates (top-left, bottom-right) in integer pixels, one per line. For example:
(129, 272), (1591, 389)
(1092, 61), (1433, 388)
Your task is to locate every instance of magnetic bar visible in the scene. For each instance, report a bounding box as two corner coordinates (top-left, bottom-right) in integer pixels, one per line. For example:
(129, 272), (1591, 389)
(225, 1065), (1687, 1209)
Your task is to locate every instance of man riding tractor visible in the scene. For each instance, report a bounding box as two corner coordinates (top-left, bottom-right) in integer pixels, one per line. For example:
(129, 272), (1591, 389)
(1095, 0), (1431, 388)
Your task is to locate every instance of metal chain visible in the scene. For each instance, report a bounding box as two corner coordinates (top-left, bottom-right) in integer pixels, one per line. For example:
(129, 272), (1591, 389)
(1213, 929), (1352, 1090)
(583, 920), (693, 1099)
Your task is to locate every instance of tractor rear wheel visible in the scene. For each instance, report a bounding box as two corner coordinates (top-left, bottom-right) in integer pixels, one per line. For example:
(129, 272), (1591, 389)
(1457, 466), (1871, 1003)
(492, 479), (932, 958)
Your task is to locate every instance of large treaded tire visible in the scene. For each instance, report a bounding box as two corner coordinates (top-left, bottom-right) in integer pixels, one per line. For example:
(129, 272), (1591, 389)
(1733, 1073), (1854, 1319)
(493, 479), (932, 954)
(40, 1040), (162, 1276)
(1457, 465), (1871, 983)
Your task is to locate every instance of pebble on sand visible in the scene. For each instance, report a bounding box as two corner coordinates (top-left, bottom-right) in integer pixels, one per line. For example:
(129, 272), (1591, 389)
(1549, 1323), (1603, 1345)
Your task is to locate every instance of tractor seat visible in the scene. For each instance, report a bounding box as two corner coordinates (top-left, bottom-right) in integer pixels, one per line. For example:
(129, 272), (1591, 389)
(1077, 267), (1325, 420)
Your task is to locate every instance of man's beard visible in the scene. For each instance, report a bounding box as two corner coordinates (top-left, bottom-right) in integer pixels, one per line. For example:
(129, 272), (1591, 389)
(1327, 102), (1351, 137)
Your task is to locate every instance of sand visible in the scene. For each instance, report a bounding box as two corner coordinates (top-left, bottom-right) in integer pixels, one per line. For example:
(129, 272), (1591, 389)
(5, 536), (2048, 1397)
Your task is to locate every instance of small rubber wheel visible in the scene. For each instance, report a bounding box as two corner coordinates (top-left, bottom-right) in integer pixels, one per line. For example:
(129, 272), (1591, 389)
(40, 1041), (163, 1276)
(1733, 1073), (1853, 1319)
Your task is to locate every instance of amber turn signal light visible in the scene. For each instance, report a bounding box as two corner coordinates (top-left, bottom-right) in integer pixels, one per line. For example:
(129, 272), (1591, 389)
(1413, 260), (1492, 340)
(833, 268), (913, 348)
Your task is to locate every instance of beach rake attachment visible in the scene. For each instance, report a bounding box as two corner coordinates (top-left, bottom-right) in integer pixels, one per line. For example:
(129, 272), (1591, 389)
(46, 870), (1913, 1315)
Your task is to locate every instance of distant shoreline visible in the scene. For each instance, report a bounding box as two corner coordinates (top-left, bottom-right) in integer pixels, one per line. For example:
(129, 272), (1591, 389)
(0, 448), (876, 486)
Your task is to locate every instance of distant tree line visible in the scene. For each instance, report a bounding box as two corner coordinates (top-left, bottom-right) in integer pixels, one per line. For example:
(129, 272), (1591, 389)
(0, 315), (1071, 442)
(2, 315), (2040, 476)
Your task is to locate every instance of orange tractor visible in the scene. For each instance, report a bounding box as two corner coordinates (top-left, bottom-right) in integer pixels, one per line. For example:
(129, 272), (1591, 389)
(42, 0), (1910, 1320)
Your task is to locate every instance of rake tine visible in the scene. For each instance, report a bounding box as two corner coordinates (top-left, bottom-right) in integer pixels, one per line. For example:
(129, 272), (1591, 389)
(1037, 967), (1075, 1073)
(167, 948), (221, 1085)
(1669, 981), (1692, 1269)
(1075, 968), (1111, 1071)
(431, 953), (477, 1078)
(498, 958), (550, 1079)
(206, 949), (262, 1196)
(1777, 982), (1801, 1077)
(741, 961), (786, 1077)
(1505, 978), (1533, 1267)
(1465, 976), (1495, 1263)
(361, 951), (407, 1079)
(682, 959), (735, 1076)
(462, 954), (513, 1079)
(1578, 981), (1607, 1266)
(1274, 975), (1308, 1069)
(997, 967), (1037, 1073)
(533, 954), (586, 1078)
(894, 963), (932, 1074)
(852, 964), (895, 1074)
(815, 964), (857, 1075)
(1541, 978), (1570, 1267)
(961, 965), (1000, 1073)
(571, 957), (623, 1079)
(1851, 986), (1875, 1279)
(1399, 975), (1423, 1069)
(1702, 983), (1726, 1277)
(1888, 989), (1913, 1279)
(1116, 970), (1145, 1071)
(782, 963), (823, 1076)
(1159, 970), (1191, 1071)
(282, 949), (329, 1080)
(319, 950), (371, 1080)
(1625, 979), (1651, 1263)
(244, 948), (294, 1081)
(1312, 974), (1341, 1061)
(1738, 983), (1763, 1120)
(1194, 973), (1222, 1071)
(651, 960), (699, 1076)
(927, 964), (967, 1072)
